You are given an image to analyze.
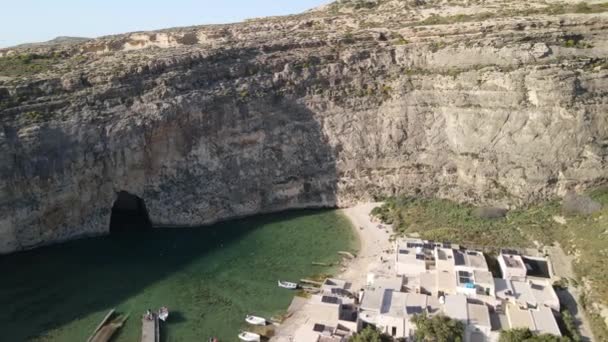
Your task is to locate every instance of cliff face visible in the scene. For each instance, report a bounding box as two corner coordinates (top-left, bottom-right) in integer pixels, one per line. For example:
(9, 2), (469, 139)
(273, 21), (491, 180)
(1, 0), (607, 253)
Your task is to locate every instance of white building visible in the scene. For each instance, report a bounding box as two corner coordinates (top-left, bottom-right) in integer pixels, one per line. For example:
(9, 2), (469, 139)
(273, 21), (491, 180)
(443, 295), (494, 342)
(294, 322), (352, 342)
(358, 287), (442, 339)
(454, 249), (489, 273)
(498, 251), (527, 280)
(466, 302), (493, 342)
(359, 240), (563, 342)
(395, 240), (428, 276)
(495, 278), (559, 311)
(505, 304), (561, 337)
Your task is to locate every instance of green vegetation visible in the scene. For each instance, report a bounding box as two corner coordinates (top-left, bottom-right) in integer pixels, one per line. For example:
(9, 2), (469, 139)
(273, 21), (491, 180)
(561, 309), (582, 342)
(563, 39), (594, 49)
(0, 53), (62, 77)
(411, 313), (464, 342)
(372, 187), (608, 339)
(370, 196), (532, 247)
(24, 110), (46, 123)
(350, 326), (391, 342)
(499, 328), (571, 341)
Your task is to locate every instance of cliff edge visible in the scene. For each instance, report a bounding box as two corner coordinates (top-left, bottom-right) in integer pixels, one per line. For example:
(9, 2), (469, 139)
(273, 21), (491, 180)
(1, 0), (607, 253)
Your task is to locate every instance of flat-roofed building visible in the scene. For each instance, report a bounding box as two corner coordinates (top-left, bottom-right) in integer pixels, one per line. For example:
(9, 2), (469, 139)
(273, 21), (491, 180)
(437, 270), (458, 295)
(454, 250), (489, 272)
(444, 294), (469, 321)
(473, 270), (495, 295)
(405, 293), (428, 315)
(359, 290), (430, 339)
(466, 303), (492, 342)
(322, 278), (349, 293)
(294, 322), (354, 342)
(435, 247), (457, 272)
(442, 295), (494, 342)
(528, 279), (560, 311)
(499, 251), (527, 280)
(369, 275), (403, 292)
(395, 240), (428, 276)
(506, 303), (535, 330)
(530, 306), (561, 336)
(505, 303), (561, 337)
(377, 291), (408, 338)
(419, 272), (437, 295)
(360, 287), (386, 313)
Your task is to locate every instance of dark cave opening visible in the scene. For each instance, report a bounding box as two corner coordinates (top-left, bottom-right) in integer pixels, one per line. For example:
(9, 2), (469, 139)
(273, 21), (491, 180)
(109, 191), (152, 233)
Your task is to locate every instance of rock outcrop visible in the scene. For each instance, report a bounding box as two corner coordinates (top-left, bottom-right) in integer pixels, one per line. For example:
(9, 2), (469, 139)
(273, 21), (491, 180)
(1, 0), (607, 253)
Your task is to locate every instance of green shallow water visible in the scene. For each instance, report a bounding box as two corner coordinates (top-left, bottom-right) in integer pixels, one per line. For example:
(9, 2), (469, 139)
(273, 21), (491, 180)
(0, 209), (358, 342)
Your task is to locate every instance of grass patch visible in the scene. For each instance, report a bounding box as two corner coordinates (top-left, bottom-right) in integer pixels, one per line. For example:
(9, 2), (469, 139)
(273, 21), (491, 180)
(0, 53), (62, 77)
(372, 187), (608, 338)
(371, 197), (531, 247)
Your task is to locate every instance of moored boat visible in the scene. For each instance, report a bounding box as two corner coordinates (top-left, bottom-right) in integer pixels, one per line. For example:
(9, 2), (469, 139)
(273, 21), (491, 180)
(238, 331), (261, 342)
(158, 306), (169, 322)
(277, 280), (298, 289)
(245, 314), (266, 326)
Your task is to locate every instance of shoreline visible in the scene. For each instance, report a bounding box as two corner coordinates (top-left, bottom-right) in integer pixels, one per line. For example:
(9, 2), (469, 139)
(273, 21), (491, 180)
(272, 202), (393, 341)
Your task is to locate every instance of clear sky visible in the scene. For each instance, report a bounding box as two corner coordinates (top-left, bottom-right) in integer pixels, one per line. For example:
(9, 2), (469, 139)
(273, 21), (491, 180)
(0, 0), (330, 48)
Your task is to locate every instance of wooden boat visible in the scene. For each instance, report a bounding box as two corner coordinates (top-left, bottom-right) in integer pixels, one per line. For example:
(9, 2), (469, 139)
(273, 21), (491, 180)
(278, 280), (298, 289)
(238, 331), (261, 342)
(158, 307), (169, 322)
(245, 314), (267, 326)
(87, 309), (129, 342)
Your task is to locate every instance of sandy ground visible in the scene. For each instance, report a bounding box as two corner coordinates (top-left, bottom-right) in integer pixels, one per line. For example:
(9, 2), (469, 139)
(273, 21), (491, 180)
(338, 202), (394, 290)
(272, 202), (392, 341)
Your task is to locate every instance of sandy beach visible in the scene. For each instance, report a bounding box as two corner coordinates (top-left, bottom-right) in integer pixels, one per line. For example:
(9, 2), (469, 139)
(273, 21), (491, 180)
(272, 202), (393, 341)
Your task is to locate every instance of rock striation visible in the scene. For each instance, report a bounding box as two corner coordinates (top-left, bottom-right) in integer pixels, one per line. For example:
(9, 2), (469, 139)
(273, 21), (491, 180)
(0, 0), (607, 253)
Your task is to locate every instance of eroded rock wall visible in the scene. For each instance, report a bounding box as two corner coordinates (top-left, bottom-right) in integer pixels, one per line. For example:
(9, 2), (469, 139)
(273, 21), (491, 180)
(0, 0), (607, 253)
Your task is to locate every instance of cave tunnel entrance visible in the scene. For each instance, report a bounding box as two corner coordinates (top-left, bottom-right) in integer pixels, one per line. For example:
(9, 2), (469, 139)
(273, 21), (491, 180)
(109, 191), (152, 233)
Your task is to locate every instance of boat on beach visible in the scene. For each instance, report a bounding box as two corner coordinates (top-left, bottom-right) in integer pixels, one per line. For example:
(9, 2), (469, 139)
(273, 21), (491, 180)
(238, 331), (261, 342)
(158, 306), (169, 322)
(277, 280), (298, 289)
(245, 314), (267, 326)
(87, 309), (129, 342)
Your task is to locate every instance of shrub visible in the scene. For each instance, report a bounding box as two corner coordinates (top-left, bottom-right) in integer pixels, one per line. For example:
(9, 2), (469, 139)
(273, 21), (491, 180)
(24, 110), (46, 123)
(412, 313), (464, 342)
(561, 309), (583, 342)
(0, 53), (61, 77)
(350, 326), (390, 342)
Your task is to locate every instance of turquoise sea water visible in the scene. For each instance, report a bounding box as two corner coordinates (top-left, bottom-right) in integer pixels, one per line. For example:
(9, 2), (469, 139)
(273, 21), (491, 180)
(0, 210), (357, 342)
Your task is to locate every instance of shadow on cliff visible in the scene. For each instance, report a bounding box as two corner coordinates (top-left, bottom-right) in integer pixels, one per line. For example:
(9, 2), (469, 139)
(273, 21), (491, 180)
(0, 89), (341, 340)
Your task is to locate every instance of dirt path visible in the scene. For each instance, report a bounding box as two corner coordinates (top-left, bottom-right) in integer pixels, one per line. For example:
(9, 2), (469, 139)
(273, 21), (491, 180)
(547, 243), (595, 341)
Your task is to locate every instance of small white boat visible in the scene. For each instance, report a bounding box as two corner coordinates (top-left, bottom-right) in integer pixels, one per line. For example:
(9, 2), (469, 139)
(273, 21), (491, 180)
(245, 315), (266, 326)
(238, 331), (261, 342)
(278, 280), (298, 289)
(158, 307), (169, 322)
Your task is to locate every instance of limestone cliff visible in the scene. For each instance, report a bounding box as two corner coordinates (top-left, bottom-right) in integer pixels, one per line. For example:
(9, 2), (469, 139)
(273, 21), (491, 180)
(1, 0), (607, 253)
